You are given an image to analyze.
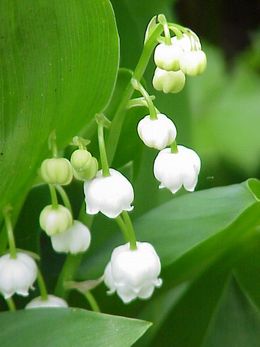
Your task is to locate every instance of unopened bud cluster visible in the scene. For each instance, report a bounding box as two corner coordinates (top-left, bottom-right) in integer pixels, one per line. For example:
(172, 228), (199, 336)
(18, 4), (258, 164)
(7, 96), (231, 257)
(153, 31), (206, 94)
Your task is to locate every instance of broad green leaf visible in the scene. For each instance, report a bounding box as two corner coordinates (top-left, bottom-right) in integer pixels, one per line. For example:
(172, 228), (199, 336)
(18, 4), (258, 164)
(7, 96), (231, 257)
(0, 308), (151, 347)
(141, 258), (230, 347)
(138, 264), (260, 347)
(136, 284), (188, 346)
(136, 180), (260, 286)
(234, 233), (260, 310)
(78, 180), (260, 282)
(202, 278), (260, 347)
(0, 0), (119, 218)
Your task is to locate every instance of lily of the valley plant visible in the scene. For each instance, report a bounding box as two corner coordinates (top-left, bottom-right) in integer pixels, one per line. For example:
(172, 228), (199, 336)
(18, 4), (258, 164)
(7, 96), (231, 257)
(0, 14), (205, 310)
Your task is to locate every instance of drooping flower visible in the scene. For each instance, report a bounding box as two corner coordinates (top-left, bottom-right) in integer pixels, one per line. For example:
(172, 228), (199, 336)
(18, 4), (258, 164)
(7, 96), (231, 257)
(180, 50), (207, 76)
(154, 42), (181, 71)
(50, 220), (91, 254)
(0, 252), (37, 299)
(172, 33), (207, 76)
(153, 145), (201, 193)
(137, 113), (177, 150)
(40, 158), (73, 186)
(84, 169), (134, 218)
(26, 294), (68, 309)
(152, 67), (185, 94)
(39, 204), (73, 236)
(104, 242), (162, 304)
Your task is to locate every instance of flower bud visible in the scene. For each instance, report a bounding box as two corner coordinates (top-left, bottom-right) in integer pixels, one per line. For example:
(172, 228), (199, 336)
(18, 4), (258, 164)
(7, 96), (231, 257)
(152, 67), (185, 94)
(104, 242), (162, 303)
(41, 158), (73, 185)
(26, 295), (68, 309)
(137, 113), (177, 150)
(84, 169), (134, 218)
(0, 252), (37, 299)
(153, 145), (201, 193)
(39, 204), (73, 236)
(73, 157), (98, 181)
(154, 43), (181, 71)
(180, 50), (207, 76)
(70, 149), (92, 171)
(50, 220), (91, 254)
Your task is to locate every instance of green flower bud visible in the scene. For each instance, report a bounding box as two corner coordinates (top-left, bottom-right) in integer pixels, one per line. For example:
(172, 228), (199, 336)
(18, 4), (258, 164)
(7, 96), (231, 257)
(41, 158), (73, 185)
(39, 204), (73, 236)
(73, 157), (98, 181)
(70, 149), (92, 172)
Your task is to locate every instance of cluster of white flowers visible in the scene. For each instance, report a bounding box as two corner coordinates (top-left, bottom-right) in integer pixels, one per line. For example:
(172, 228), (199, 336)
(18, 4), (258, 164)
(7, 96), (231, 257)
(0, 16), (204, 310)
(153, 32), (206, 94)
(136, 27), (203, 194)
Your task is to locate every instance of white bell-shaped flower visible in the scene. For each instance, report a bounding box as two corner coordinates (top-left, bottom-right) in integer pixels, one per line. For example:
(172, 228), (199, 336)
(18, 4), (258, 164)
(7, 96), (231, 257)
(50, 220), (91, 254)
(39, 204), (73, 236)
(154, 145), (201, 193)
(180, 50), (207, 76)
(154, 42), (181, 71)
(104, 242), (162, 304)
(84, 169), (134, 218)
(153, 67), (185, 94)
(137, 113), (177, 150)
(26, 294), (68, 309)
(0, 252), (37, 299)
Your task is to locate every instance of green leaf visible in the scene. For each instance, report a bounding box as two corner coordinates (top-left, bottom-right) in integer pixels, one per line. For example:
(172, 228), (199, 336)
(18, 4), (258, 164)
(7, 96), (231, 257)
(138, 263), (260, 347)
(0, 0), (119, 217)
(0, 308), (151, 347)
(78, 180), (260, 282)
(233, 232), (260, 310)
(135, 180), (260, 285)
(140, 258), (230, 347)
(202, 278), (260, 347)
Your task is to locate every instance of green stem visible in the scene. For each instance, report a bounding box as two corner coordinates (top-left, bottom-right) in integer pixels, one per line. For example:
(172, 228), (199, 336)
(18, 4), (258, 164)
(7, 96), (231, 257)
(6, 297), (16, 312)
(49, 131), (58, 158)
(127, 96), (156, 109)
(55, 185), (73, 214)
(54, 212), (94, 299)
(158, 14), (171, 45)
(55, 254), (83, 298)
(131, 79), (157, 120)
(170, 140), (178, 153)
(3, 207), (17, 259)
(85, 291), (100, 312)
(98, 124), (110, 177)
(49, 184), (58, 208)
(37, 269), (48, 301)
(106, 23), (164, 163)
(55, 20), (164, 298)
(115, 216), (129, 242)
(121, 211), (137, 250)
